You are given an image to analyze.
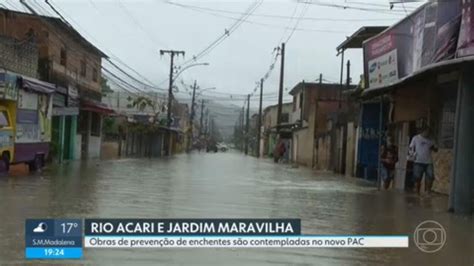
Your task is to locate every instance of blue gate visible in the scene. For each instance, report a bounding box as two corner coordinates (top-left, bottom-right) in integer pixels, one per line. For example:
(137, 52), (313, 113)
(357, 102), (388, 181)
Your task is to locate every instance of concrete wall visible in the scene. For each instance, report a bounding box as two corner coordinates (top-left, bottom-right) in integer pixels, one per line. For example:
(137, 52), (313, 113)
(74, 134), (82, 160)
(294, 129), (313, 166)
(101, 141), (119, 160)
(88, 135), (101, 159)
(345, 122), (356, 177)
(315, 135), (331, 170)
(393, 84), (430, 122)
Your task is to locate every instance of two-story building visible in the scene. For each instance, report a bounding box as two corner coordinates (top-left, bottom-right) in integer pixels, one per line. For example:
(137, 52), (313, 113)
(288, 81), (356, 169)
(0, 8), (111, 161)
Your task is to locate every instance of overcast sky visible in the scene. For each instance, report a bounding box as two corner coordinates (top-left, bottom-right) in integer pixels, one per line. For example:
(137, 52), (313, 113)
(7, 0), (423, 108)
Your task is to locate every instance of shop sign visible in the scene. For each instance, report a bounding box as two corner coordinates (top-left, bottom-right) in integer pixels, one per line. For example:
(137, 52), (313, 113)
(363, 1), (464, 89)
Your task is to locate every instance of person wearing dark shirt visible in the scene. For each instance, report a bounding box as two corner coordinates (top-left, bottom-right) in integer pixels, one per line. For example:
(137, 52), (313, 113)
(380, 136), (399, 190)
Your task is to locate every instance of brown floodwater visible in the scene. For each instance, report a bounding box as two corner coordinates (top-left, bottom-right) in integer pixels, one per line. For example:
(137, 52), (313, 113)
(0, 151), (472, 265)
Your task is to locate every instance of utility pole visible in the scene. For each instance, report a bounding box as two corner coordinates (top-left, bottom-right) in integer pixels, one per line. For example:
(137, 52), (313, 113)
(205, 109), (210, 137)
(277, 43), (285, 134)
(160, 49), (184, 156)
(339, 50), (345, 110)
(160, 50), (185, 128)
(200, 99), (205, 136)
(245, 94), (250, 155)
(257, 78), (263, 158)
(346, 60), (351, 90)
(241, 105), (245, 151)
(188, 80), (197, 152)
(312, 73), (323, 168)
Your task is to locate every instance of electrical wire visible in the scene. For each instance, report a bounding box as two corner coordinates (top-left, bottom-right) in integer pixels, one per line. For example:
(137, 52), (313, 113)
(297, 0), (413, 15)
(178, 0), (263, 66)
(168, 2), (350, 35)
(46, 0), (167, 93)
(165, 1), (398, 22)
(285, 0), (310, 43)
(116, 0), (169, 48)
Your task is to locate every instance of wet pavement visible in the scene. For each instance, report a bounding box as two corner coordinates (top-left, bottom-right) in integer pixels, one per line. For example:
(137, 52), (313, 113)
(0, 151), (472, 265)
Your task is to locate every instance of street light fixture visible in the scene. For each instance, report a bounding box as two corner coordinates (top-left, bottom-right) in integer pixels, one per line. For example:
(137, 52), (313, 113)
(173, 62), (210, 82)
(196, 87), (216, 97)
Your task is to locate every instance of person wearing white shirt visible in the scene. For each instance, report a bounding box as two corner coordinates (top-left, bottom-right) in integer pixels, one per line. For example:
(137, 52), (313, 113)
(409, 127), (438, 196)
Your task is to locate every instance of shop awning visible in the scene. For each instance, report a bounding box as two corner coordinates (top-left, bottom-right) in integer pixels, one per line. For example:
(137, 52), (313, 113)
(81, 99), (115, 114)
(336, 26), (388, 53)
(20, 76), (55, 94)
(361, 55), (474, 98)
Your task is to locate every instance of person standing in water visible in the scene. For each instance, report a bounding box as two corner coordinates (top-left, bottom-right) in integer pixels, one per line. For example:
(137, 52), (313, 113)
(409, 126), (438, 196)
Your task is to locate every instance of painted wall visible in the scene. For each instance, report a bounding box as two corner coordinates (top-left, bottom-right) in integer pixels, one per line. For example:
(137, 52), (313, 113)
(315, 135), (331, 170)
(74, 134), (82, 160)
(292, 129), (313, 166)
(88, 135), (101, 159)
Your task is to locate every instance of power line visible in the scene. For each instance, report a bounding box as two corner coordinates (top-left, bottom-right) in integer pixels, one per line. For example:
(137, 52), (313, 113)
(285, 1), (310, 43)
(296, 0), (414, 14)
(168, 2), (351, 35)
(177, 0), (263, 66)
(278, 1), (299, 44)
(165, 1), (398, 22)
(116, 0), (169, 48)
(46, 0), (167, 93)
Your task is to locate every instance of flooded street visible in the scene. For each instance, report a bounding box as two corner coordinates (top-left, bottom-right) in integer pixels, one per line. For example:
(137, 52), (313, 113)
(1, 151), (472, 265)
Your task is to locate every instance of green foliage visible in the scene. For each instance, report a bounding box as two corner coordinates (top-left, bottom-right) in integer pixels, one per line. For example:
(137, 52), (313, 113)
(128, 96), (158, 113)
(103, 117), (118, 135)
(101, 77), (113, 95)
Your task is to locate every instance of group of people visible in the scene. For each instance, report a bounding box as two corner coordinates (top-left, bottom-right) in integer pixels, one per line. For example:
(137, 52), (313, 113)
(271, 127), (437, 195)
(380, 126), (438, 195)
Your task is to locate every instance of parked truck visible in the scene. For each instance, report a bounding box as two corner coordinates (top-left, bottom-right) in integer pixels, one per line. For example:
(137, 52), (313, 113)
(0, 72), (53, 172)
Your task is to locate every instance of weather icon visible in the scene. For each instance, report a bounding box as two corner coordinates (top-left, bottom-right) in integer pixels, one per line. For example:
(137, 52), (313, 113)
(33, 222), (48, 233)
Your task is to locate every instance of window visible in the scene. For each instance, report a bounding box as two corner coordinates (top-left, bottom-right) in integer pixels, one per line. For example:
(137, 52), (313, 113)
(0, 111), (10, 127)
(60, 48), (67, 66)
(92, 67), (98, 82)
(80, 59), (87, 77)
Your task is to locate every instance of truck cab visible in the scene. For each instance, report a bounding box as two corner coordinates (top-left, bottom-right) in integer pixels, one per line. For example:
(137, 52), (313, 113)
(0, 105), (14, 170)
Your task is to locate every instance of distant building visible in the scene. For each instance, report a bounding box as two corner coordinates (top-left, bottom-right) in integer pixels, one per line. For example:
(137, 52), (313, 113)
(288, 81), (355, 168)
(260, 102), (292, 158)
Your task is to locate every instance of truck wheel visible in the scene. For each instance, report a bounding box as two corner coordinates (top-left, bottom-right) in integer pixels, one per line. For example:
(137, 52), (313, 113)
(28, 155), (43, 173)
(2, 153), (10, 173)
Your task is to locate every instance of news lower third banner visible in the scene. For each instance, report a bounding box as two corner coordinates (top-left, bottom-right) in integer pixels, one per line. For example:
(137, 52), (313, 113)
(26, 218), (409, 259)
(83, 219), (408, 248)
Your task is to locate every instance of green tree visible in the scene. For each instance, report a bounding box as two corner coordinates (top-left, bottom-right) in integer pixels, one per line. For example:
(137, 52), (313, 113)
(101, 77), (113, 95)
(127, 96), (163, 124)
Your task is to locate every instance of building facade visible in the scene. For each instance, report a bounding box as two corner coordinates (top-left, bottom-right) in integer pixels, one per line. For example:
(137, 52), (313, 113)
(0, 8), (110, 161)
(360, 0), (473, 213)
